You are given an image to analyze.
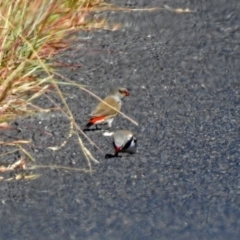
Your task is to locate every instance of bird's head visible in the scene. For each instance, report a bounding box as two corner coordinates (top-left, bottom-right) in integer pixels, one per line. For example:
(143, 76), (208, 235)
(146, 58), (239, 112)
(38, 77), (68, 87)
(111, 87), (129, 99)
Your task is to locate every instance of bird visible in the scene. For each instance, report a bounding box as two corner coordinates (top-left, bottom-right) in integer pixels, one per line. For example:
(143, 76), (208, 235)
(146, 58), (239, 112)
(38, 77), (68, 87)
(105, 130), (137, 158)
(84, 87), (129, 131)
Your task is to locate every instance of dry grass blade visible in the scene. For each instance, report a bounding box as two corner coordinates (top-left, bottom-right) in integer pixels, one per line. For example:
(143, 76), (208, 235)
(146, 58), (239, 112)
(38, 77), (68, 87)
(0, 149), (18, 158)
(0, 122), (15, 129)
(48, 120), (74, 151)
(17, 144), (35, 162)
(0, 140), (31, 146)
(6, 173), (41, 181)
(0, 158), (26, 173)
(30, 164), (94, 173)
(91, 2), (194, 13)
(77, 133), (99, 165)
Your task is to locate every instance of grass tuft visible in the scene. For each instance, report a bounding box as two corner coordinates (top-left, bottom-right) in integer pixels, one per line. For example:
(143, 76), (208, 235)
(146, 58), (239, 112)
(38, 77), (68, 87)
(0, 0), (112, 179)
(0, 0), (108, 123)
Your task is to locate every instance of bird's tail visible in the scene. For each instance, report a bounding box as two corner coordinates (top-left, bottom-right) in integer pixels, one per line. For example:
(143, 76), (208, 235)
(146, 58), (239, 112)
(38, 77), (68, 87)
(83, 117), (105, 131)
(83, 122), (93, 132)
(85, 122), (93, 128)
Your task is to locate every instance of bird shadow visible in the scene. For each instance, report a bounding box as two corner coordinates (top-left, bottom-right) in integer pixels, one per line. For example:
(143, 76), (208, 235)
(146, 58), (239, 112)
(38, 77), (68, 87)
(83, 128), (102, 132)
(105, 153), (122, 159)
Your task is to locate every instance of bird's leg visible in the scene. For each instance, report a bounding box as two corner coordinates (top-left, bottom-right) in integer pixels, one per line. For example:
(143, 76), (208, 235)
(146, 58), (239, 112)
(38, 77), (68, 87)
(114, 152), (122, 158)
(95, 125), (101, 131)
(84, 125), (101, 132)
(107, 118), (114, 129)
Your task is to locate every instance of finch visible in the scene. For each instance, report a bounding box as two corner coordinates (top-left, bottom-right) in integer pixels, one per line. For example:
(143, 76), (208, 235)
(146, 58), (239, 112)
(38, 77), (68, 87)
(105, 130), (137, 158)
(84, 87), (129, 131)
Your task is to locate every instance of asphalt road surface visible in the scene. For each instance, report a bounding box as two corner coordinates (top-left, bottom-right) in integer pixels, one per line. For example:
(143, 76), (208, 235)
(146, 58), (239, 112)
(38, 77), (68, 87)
(1, 0), (240, 239)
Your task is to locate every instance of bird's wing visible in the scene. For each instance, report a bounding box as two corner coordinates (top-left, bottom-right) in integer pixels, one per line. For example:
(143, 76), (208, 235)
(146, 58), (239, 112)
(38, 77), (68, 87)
(90, 96), (121, 117)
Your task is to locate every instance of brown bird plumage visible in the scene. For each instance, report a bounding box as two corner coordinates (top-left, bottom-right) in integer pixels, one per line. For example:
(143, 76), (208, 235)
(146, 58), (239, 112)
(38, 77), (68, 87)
(84, 87), (129, 131)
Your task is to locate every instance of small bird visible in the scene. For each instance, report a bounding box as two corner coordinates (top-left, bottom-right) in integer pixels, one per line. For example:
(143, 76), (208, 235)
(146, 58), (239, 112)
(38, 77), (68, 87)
(105, 130), (137, 158)
(84, 87), (129, 131)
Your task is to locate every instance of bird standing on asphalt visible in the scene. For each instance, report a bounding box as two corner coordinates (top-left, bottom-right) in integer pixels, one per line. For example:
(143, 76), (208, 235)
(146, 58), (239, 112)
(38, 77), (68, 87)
(105, 130), (137, 158)
(84, 87), (129, 131)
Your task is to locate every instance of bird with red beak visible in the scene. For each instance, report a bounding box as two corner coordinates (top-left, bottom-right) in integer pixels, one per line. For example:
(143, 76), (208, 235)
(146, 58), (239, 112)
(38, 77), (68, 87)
(84, 87), (129, 131)
(105, 130), (137, 158)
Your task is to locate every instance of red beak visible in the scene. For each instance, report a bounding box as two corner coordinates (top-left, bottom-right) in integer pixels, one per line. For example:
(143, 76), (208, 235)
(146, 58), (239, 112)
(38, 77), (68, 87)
(125, 91), (130, 96)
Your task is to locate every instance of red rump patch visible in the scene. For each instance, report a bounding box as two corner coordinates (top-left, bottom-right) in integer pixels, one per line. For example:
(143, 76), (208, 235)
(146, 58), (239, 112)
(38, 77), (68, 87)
(89, 116), (106, 124)
(114, 146), (121, 153)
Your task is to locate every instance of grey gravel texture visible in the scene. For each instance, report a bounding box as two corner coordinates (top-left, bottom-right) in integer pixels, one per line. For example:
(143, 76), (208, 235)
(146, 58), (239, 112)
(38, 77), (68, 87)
(1, 0), (240, 239)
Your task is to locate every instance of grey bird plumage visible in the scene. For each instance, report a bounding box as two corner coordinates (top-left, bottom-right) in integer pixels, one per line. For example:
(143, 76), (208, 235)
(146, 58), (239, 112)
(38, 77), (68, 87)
(105, 130), (137, 158)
